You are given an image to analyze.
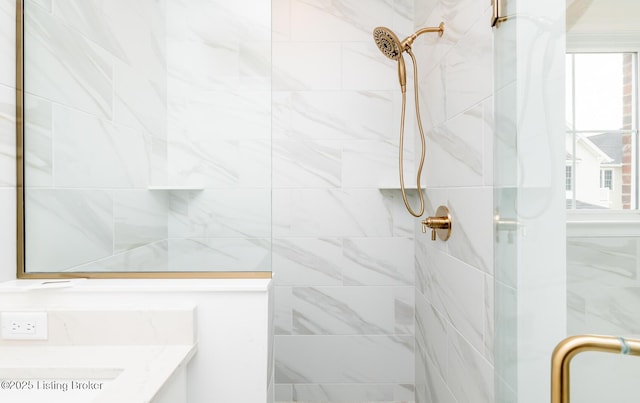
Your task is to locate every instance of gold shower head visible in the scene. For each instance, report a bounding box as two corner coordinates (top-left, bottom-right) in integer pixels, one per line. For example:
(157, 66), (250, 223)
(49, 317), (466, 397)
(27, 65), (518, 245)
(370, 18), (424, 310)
(372, 26), (403, 61)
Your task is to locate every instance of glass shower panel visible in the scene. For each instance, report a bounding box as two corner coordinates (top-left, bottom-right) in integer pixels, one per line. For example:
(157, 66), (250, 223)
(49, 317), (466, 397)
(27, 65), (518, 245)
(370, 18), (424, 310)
(496, 1), (640, 403)
(494, 0), (567, 402)
(21, 0), (272, 275)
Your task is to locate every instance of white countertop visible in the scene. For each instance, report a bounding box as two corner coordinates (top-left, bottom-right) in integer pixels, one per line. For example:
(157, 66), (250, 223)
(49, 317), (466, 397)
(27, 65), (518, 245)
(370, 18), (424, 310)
(0, 278), (272, 293)
(0, 344), (196, 403)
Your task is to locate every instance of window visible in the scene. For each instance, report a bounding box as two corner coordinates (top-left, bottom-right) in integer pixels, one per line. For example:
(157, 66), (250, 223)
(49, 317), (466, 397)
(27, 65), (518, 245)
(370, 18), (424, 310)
(600, 169), (613, 189)
(566, 52), (638, 210)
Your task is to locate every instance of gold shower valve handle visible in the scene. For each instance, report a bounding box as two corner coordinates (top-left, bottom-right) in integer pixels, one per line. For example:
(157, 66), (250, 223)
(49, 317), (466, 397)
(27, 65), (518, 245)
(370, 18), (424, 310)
(421, 205), (452, 241)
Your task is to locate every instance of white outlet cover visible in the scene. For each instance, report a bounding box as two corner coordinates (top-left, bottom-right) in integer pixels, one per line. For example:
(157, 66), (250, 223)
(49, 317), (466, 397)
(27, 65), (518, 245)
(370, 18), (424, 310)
(1, 312), (48, 340)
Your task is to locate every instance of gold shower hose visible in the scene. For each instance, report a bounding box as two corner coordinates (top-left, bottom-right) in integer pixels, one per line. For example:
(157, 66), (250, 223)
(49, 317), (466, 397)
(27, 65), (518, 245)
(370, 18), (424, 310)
(399, 47), (426, 217)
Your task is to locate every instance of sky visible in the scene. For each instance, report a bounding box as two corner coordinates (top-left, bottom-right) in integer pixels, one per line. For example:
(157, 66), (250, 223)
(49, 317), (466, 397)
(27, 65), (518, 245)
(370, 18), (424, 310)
(566, 53), (628, 132)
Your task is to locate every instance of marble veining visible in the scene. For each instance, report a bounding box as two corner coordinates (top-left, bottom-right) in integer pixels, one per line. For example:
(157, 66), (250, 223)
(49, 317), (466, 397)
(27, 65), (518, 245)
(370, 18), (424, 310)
(23, 94), (52, 186)
(25, 189), (113, 271)
(0, 83), (15, 187)
(272, 238), (343, 286)
(25, 5), (113, 119)
(275, 335), (414, 384)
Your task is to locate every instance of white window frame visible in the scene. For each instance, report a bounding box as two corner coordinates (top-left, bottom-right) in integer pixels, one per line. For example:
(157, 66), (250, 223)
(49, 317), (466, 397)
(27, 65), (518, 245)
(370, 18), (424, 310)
(600, 168), (613, 190)
(566, 34), (640, 233)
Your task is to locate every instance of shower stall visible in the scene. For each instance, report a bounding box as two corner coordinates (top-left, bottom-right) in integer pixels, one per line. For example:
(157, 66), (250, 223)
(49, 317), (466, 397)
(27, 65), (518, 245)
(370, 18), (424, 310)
(10, 0), (640, 401)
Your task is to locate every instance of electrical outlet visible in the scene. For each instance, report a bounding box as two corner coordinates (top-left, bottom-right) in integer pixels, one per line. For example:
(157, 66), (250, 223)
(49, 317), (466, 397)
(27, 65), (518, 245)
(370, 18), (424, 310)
(1, 312), (48, 340)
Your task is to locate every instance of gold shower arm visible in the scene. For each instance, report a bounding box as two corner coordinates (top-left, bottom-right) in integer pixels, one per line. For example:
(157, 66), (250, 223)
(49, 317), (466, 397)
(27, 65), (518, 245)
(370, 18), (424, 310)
(401, 22), (444, 49)
(551, 334), (640, 403)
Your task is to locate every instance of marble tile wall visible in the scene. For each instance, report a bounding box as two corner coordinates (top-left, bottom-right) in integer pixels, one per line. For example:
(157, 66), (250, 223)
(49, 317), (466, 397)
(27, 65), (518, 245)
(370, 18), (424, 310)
(413, 1), (495, 402)
(165, 0), (272, 272)
(271, 0), (419, 401)
(567, 235), (640, 403)
(0, 0), (16, 282)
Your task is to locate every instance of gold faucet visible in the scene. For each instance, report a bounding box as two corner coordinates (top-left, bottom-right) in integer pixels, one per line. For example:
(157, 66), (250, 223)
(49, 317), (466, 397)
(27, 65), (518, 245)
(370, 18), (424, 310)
(551, 334), (640, 403)
(421, 205), (452, 241)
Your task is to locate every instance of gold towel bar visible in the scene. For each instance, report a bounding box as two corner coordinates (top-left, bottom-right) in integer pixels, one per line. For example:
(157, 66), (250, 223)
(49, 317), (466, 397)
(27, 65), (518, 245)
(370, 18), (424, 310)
(551, 334), (640, 403)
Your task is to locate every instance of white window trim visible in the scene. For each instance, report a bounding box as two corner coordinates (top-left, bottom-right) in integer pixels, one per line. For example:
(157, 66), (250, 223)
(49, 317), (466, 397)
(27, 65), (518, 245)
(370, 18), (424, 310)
(565, 46), (639, 211)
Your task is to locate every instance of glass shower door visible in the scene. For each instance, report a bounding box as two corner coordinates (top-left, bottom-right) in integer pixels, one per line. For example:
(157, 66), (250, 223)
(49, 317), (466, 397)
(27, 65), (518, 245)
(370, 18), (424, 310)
(495, 0), (640, 402)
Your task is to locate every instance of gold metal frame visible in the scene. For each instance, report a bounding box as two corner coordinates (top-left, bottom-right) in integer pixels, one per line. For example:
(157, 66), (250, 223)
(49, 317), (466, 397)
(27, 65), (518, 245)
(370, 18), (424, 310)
(551, 334), (640, 403)
(14, 1), (270, 280)
(491, 0), (508, 28)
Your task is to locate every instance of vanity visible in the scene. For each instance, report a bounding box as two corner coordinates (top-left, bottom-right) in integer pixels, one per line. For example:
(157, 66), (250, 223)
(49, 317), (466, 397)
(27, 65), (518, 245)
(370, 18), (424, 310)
(0, 279), (273, 403)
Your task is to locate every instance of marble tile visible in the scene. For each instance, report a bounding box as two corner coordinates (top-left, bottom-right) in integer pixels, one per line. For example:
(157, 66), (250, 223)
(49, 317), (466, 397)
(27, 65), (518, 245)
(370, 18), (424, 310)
(416, 57), (446, 129)
(291, 286), (388, 335)
(27, 0), (51, 12)
(168, 238), (271, 272)
(74, 241), (169, 272)
(586, 286), (640, 335)
(290, 0), (401, 43)
(342, 237), (414, 286)
(0, 0), (15, 88)
(415, 345), (457, 403)
(24, 94), (52, 186)
(113, 61), (167, 139)
(383, 189), (416, 237)
(0, 188), (16, 281)
(273, 139), (342, 188)
(53, 0), (166, 81)
(493, 83), (517, 188)
(482, 98), (494, 187)
(448, 327), (494, 403)
(438, 0), (490, 47)
(166, 0), (269, 91)
(420, 245), (485, 353)
(25, 189), (113, 272)
(275, 384), (293, 402)
(25, 5), (113, 119)
(168, 189), (271, 238)
(567, 237), (639, 287)
(415, 289), (447, 380)
(290, 286), (411, 335)
(395, 286), (414, 335)
(275, 335), (414, 384)
(272, 189), (396, 237)
(274, 286), (293, 335)
(167, 138), (270, 188)
(484, 274), (494, 364)
(567, 289), (587, 334)
(272, 42), (342, 90)
(425, 103), (484, 188)
(272, 90), (395, 141)
(113, 190), (168, 253)
(272, 0), (291, 42)
(51, 0), (128, 60)
(168, 86), (270, 142)
(53, 105), (149, 188)
(290, 383), (414, 402)
(494, 281), (517, 391)
(0, 83), (15, 187)
(272, 238), (343, 286)
(444, 9), (492, 120)
(170, 0), (270, 70)
(343, 42), (401, 92)
(447, 187), (494, 275)
(342, 140), (402, 188)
